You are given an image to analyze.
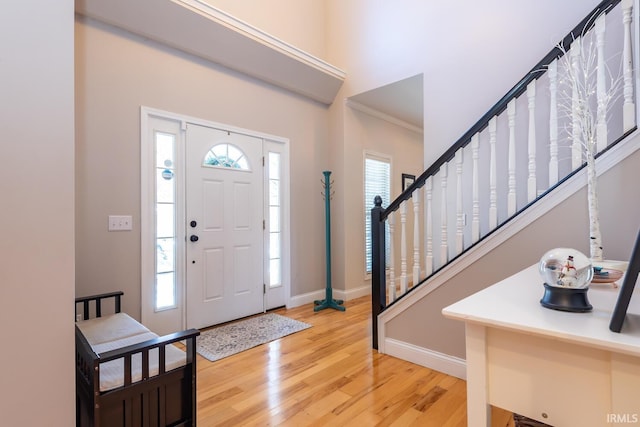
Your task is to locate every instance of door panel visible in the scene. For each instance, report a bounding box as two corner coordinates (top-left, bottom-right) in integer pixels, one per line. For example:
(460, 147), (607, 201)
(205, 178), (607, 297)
(186, 124), (264, 329)
(233, 182), (251, 229)
(203, 180), (223, 230)
(203, 248), (224, 300)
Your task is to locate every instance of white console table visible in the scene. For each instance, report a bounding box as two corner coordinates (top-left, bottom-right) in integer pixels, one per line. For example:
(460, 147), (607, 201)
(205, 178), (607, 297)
(443, 264), (640, 427)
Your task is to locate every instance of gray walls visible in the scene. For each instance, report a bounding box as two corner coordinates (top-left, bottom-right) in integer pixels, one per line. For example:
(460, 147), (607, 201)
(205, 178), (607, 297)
(75, 17), (331, 317)
(343, 105), (424, 294)
(1, 2), (75, 425)
(325, 0), (603, 297)
(75, 1), (633, 336)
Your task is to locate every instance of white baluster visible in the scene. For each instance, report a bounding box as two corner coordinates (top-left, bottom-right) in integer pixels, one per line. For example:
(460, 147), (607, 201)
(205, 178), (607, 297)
(548, 59), (559, 186)
(571, 36), (583, 170)
(388, 210), (396, 303)
(471, 134), (480, 243)
(440, 165), (449, 265)
(527, 80), (537, 202)
(425, 177), (433, 276)
(489, 117), (497, 229)
(595, 13), (608, 153)
(622, 0), (636, 132)
(412, 190), (420, 288)
(455, 149), (464, 253)
(400, 201), (408, 295)
(507, 99), (517, 215)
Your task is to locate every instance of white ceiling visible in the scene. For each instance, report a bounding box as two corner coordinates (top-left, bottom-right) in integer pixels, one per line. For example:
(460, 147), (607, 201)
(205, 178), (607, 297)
(349, 74), (423, 130)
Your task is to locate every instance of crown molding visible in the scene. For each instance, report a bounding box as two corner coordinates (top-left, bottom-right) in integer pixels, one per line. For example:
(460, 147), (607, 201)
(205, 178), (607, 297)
(177, 0), (345, 80)
(76, 0), (345, 104)
(346, 99), (423, 134)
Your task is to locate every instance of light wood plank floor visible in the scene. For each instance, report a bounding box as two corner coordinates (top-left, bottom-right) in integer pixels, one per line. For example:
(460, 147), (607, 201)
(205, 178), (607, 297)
(195, 295), (515, 426)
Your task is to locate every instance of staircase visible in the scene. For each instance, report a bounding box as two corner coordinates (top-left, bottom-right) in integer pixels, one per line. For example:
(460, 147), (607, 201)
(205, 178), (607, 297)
(370, 0), (638, 375)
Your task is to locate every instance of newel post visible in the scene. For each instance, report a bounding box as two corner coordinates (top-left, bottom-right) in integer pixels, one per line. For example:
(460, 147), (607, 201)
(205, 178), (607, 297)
(371, 195), (386, 350)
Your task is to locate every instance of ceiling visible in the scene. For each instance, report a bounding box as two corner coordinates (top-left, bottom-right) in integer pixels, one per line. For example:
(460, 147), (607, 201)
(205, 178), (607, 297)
(349, 74), (423, 130)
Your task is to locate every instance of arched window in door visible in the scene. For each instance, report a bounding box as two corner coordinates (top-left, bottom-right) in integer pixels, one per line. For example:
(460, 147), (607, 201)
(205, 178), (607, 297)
(203, 143), (250, 170)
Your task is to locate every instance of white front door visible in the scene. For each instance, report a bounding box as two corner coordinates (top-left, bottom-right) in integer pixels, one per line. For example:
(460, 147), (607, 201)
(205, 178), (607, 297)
(142, 109), (290, 334)
(185, 124), (264, 329)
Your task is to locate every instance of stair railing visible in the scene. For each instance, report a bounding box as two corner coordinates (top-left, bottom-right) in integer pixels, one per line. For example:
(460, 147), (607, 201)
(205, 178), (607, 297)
(371, 0), (636, 349)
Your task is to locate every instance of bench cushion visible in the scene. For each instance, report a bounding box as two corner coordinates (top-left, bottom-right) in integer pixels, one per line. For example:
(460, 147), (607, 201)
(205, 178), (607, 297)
(76, 313), (187, 392)
(76, 313), (151, 345)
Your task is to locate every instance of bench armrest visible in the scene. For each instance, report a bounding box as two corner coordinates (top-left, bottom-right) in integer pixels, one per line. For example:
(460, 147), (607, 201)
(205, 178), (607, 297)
(98, 329), (200, 362)
(97, 328), (200, 387)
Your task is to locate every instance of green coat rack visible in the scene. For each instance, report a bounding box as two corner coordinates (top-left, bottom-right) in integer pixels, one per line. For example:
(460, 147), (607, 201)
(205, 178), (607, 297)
(314, 171), (345, 312)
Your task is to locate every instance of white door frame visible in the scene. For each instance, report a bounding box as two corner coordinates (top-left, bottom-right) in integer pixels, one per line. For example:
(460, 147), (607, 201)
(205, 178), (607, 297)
(141, 106), (291, 333)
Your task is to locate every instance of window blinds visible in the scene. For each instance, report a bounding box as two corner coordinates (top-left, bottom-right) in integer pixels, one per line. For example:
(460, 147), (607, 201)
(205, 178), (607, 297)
(364, 156), (391, 273)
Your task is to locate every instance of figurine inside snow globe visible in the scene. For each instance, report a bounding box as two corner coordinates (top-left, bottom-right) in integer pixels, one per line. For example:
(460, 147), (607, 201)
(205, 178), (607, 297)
(538, 248), (594, 312)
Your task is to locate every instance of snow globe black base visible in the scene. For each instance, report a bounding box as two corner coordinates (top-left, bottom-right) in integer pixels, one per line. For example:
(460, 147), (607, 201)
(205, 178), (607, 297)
(540, 283), (593, 312)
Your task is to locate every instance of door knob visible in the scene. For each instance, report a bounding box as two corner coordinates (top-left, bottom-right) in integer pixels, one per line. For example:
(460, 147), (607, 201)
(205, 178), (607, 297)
(190, 220), (197, 228)
(190, 235), (199, 242)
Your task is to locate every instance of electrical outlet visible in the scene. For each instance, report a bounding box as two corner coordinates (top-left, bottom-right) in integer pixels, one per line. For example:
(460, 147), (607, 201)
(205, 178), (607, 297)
(109, 215), (133, 231)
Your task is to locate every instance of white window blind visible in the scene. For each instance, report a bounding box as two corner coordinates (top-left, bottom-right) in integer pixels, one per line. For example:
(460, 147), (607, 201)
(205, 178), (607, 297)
(364, 154), (391, 274)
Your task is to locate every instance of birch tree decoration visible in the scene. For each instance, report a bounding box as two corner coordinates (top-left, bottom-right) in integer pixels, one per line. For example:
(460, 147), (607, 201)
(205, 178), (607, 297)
(555, 13), (624, 262)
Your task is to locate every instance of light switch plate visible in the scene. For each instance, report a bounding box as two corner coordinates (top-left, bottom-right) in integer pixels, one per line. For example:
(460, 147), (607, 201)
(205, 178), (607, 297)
(109, 215), (133, 231)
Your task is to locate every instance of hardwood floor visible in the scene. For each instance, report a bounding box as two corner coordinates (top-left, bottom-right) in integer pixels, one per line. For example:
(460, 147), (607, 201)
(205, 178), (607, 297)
(195, 295), (515, 426)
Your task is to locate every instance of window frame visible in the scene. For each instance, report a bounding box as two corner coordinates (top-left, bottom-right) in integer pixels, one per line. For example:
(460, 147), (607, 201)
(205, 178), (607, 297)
(203, 143), (251, 171)
(154, 130), (178, 311)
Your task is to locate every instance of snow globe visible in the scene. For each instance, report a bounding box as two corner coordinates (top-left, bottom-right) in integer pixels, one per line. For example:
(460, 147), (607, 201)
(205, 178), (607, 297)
(538, 248), (594, 312)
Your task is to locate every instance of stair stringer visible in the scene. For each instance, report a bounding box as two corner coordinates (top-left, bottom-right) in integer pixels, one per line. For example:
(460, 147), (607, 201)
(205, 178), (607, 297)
(377, 129), (640, 379)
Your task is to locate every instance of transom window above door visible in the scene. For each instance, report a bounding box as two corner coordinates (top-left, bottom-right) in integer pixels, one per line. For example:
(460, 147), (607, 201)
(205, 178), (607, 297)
(203, 143), (250, 170)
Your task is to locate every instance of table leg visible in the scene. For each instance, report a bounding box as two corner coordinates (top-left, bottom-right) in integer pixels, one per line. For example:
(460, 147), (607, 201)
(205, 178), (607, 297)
(465, 323), (491, 427)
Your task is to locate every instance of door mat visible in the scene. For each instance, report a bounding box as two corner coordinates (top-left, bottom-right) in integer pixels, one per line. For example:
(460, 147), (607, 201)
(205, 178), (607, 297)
(196, 313), (311, 362)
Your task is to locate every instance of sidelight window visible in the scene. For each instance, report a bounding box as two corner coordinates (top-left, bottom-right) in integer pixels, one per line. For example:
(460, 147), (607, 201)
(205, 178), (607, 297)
(155, 131), (177, 310)
(267, 152), (282, 287)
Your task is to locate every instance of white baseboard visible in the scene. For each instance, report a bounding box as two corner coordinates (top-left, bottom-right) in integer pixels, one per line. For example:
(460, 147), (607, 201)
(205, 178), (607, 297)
(383, 338), (467, 380)
(335, 284), (370, 301)
(288, 285), (371, 309)
(288, 290), (326, 308)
